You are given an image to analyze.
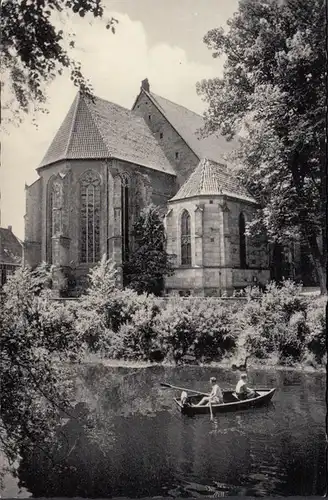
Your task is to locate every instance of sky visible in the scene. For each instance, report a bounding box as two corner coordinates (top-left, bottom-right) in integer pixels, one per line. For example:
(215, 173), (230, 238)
(1, 0), (239, 239)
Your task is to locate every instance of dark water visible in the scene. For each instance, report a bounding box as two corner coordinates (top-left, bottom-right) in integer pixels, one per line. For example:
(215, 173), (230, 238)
(4, 365), (327, 497)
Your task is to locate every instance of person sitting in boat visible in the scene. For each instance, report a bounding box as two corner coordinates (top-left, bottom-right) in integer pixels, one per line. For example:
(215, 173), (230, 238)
(194, 377), (223, 406)
(180, 391), (188, 405)
(235, 373), (257, 400)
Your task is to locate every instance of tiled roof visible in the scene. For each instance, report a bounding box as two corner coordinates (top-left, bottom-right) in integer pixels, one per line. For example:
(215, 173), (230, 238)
(39, 93), (176, 175)
(0, 228), (23, 265)
(170, 158), (256, 203)
(146, 92), (237, 164)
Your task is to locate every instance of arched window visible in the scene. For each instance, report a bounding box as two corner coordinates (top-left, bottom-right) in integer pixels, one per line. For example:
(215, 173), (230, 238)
(80, 170), (101, 263)
(121, 173), (130, 261)
(239, 213), (247, 268)
(181, 210), (191, 266)
(47, 177), (63, 263)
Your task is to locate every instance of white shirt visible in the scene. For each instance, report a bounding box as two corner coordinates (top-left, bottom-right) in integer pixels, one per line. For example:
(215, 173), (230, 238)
(236, 380), (247, 394)
(210, 384), (223, 400)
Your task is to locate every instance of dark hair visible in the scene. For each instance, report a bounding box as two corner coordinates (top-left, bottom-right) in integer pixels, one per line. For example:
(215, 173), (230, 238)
(210, 377), (217, 383)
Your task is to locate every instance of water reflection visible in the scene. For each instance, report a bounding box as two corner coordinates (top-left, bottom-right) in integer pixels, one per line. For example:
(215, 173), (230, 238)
(11, 366), (327, 497)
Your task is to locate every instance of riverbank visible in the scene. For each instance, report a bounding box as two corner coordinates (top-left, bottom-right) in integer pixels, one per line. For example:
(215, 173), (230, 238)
(81, 353), (326, 374)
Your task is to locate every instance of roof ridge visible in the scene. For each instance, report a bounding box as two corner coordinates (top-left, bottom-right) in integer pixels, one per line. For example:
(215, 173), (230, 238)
(199, 158), (207, 192)
(65, 92), (81, 157)
(83, 95), (113, 157)
(150, 91), (204, 119)
(206, 159), (220, 193)
(93, 94), (130, 113)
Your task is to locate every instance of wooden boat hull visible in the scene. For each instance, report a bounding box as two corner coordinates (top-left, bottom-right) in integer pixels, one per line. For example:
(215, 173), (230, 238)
(174, 388), (276, 416)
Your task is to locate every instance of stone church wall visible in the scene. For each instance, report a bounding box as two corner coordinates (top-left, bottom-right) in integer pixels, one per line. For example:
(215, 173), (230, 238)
(202, 199), (222, 268)
(25, 178), (42, 243)
(225, 198), (269, 272)
(165, 194), (270, 296)
(133, 92), (199, 186)
(24, 178), (42, 267)
(37, 159), (108, 265)
(26, 157), (176, 292)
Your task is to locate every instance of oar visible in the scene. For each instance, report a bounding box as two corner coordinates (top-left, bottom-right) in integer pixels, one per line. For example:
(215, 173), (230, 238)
(160, 382), (209, 397)
(160, 381), (237, 394)
(209, 400), (214, 421)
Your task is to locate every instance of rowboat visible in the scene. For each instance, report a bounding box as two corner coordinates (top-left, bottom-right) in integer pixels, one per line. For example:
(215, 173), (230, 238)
(174, 388), (276, 416)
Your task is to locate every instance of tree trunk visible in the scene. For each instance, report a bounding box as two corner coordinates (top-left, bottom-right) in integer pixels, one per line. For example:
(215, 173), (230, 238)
(307, 234), (327, 294)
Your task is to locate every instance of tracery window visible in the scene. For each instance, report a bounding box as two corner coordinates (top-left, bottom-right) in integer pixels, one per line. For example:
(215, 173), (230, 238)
(239, 212), (247, 268)
(80, 170), (101, 263)
(181, 209), (191, 266)
(121, 173), (130, 261)
(48, 177), (63, 263)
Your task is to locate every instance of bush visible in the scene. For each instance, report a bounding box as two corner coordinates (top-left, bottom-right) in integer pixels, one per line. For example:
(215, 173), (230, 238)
(153, 298), (236, 363)
(276, 310), (308, 363)
(240, 281), (326, 366)
(37, 299), (81, 358)
(104, 296), (237, 364)
(76, 256), (163, 352)
(78, 287), (161, 352)
(106, 299), (161, 360)
(258, 280), (307, 318)
(152, 301), (195, 363)
(305, 296), (327, 364)
(103, 289), (160, 334)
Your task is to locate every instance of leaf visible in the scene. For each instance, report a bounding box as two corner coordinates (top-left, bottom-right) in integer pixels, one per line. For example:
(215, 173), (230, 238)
(2, 0), (118, 121)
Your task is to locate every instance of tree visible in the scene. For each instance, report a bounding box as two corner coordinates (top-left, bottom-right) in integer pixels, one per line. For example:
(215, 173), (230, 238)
(123, 205), (174, 296)
(197, 0), (326, 293)
(1, 0), (117, 121)
(0, 265), (82, 473)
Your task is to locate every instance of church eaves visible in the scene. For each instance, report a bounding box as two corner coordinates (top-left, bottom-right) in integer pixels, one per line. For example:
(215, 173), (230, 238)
(170, 158), (256, 203)
(39, 92), (176, 175)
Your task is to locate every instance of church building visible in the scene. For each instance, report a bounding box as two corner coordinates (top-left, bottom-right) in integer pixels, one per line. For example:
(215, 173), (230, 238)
(24, 79), (270, 296)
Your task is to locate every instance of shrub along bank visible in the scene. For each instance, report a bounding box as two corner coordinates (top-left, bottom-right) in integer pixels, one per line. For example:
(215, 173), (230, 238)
(2, 258), (327, 369)
(87, 287), (326, 368)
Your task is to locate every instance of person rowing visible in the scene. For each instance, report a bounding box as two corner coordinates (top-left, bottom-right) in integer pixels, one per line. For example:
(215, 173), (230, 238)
(235, 373), (257, 400)
(194, 377), (224, 406)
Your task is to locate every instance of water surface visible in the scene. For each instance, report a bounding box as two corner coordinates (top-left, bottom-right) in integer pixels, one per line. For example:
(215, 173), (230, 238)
(2, 365), (327, 497)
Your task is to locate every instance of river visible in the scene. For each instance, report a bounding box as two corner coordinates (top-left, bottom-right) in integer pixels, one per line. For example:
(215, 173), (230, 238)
(1, 365), (326, 497)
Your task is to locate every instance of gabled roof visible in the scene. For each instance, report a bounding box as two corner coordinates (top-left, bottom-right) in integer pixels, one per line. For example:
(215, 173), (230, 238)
(0, 228), (23, 265)
(170, 158), (256, 203)
(39, 93), (176, 175)
(136, 90), (237, 164)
